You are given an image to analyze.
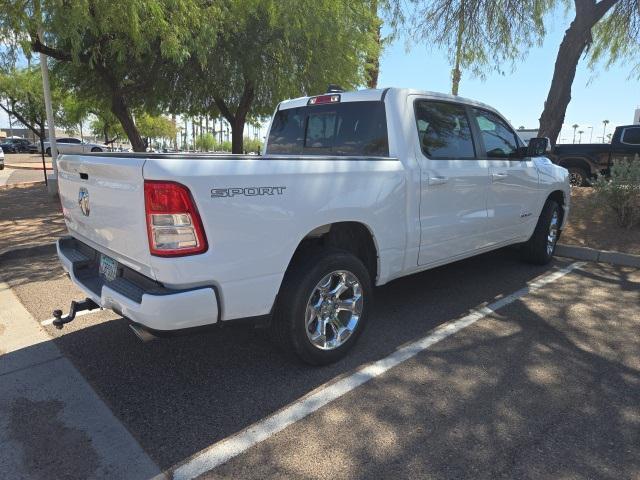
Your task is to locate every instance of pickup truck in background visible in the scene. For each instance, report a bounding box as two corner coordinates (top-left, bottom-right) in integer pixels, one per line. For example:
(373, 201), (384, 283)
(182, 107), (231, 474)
(55, 88), (570, 364)
(549, 124), (640, 186)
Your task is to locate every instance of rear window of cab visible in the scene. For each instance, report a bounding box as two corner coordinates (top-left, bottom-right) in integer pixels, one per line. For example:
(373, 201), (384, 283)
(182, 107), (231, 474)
(267, 101), (389, 156)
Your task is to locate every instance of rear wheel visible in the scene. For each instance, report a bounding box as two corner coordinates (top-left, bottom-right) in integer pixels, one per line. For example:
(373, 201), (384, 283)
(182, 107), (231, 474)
(272, 248), (372, 365)
(521, 199), (562, 265)
(567, 167), (589, 187)
(46, 147), (51, 157)
(91, 147), (102, 152)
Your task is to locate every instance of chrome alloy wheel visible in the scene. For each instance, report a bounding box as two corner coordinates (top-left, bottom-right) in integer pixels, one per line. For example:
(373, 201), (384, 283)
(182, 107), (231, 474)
(547, 210), (559, 255)
(305, 270), (363, 351)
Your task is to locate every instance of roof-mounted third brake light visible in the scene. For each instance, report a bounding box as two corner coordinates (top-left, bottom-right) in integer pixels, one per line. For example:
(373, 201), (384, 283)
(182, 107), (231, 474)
(308, 94), (341, 106)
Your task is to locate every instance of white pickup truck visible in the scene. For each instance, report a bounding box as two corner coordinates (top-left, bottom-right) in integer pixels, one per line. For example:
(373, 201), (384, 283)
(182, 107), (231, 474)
(56, 87), (570, 364)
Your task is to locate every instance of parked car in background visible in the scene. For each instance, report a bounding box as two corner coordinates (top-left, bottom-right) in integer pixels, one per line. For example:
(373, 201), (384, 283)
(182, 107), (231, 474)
(1, 137), (32, 153)
(55, 87), (570, 364)
(0, 146), (4, 170)
(27, 142), (39, 153)
(39, 137), (110, 156)
(549, 125), (640, 186)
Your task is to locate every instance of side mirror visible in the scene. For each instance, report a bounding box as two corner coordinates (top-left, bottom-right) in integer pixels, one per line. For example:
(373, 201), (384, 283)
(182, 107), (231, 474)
(527, 137), (551, 157)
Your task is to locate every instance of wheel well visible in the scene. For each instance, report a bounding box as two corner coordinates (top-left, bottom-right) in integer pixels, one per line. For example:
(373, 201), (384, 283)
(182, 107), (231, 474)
(290, 222), (378, 282)
(558, 157), (592, 175)
(547, 190), (566, 225)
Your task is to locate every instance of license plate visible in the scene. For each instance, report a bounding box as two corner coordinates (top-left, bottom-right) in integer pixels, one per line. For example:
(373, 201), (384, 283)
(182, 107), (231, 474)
(99, 254), (118, 282)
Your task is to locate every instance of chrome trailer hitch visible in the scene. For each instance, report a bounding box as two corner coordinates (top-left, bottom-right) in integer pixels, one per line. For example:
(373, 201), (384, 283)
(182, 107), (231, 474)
(52, 298), (100, 329)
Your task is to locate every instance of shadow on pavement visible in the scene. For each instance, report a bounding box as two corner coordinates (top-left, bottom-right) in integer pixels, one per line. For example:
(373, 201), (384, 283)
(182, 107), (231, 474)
(4, 249), (638, 478)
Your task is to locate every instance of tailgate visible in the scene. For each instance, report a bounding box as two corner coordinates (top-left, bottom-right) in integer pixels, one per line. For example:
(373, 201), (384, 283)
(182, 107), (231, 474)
(58, 154), (154, 278)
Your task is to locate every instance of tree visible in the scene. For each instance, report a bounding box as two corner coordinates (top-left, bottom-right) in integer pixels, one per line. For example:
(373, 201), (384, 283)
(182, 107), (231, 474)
(90, 109), (125, 146)
(537, 0), (640, 143)
(0, 0), (220, 151)
(578, 129), (584, 143)
(572, 123), (580, 143)
(602, 119), (610, 143)
(0, 67), (53, 139)
(405, 0), (549, 96)
(173, 0), (378, 153)
(58, 95), (90, 140)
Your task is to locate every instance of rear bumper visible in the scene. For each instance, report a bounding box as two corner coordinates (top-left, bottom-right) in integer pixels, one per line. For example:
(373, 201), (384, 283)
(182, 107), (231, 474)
(57, 237), (219, 331)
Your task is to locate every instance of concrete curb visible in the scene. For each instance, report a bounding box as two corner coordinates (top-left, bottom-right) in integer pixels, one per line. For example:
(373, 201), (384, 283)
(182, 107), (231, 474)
(5, 163), (53, 171)
(556, 244), (640, 268)
(0, 180), (46, 190)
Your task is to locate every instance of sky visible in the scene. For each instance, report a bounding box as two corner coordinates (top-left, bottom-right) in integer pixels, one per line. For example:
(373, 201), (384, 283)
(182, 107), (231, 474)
(2, 5), (639, 145)
(377, 9), (640, 144)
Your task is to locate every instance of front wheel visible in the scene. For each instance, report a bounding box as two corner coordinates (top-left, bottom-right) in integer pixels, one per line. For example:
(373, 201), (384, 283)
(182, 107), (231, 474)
(272, 248), (372, 365)
(521, 199), (562, 265)
(46, 147), (51, 157)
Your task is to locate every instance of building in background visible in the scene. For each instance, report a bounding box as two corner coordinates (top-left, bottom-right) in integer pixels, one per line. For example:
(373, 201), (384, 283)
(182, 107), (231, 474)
(634, 108), (639, 125)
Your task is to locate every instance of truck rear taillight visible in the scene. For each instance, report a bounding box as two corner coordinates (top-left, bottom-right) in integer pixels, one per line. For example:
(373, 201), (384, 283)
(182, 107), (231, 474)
(144, 181), (208, 257)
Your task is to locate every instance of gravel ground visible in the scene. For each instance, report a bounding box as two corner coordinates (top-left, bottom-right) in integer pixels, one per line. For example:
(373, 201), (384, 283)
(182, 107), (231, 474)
(562, 187), (640, 255)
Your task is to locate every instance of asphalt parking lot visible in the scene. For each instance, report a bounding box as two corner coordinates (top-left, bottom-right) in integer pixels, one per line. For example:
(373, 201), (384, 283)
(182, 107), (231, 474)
(1, 248), (639, 479)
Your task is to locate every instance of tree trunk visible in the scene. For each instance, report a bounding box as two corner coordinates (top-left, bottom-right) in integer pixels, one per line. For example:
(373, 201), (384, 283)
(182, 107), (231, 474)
(110, 93), (146, 151)
(366, 0), (381, 89)
(451, 7), (465, 96)
(214, 81), (255, 154)
(538, 0), (619, 144)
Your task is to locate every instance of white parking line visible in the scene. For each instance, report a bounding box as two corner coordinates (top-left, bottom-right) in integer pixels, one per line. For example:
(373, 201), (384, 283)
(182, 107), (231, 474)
(172, 261), (586, 480)
(41, 308), (103, 326)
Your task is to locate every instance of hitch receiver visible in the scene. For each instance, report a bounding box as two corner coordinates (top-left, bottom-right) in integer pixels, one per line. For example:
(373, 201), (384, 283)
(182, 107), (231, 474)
(52, 298), (100, 329)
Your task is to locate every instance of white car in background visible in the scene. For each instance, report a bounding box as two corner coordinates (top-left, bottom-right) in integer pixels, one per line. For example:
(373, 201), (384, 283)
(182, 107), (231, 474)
(40, 137), (109, 156)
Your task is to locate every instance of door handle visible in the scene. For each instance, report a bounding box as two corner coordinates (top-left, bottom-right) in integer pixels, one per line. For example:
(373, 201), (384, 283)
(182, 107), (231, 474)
(491, 172), (508, 182)
(428, 175), (449, 185)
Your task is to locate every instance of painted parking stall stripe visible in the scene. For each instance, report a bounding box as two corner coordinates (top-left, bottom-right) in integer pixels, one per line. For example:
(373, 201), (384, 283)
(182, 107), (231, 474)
(172, 261), (586, 480)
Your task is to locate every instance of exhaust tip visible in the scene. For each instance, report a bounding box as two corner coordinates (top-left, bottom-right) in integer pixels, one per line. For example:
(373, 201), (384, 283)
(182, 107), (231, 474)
(128, 323), (157, 343)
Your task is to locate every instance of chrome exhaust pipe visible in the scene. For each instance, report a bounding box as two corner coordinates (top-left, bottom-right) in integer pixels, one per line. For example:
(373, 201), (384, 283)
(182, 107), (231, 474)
(128, 323), (157, 343)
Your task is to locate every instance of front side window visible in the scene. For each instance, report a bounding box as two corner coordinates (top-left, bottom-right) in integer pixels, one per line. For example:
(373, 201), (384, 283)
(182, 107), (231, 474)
(622, 127), (640, 145)
(267, 101), (389, 156)
(472, 108), (520, 158)
(414, 100), (476, 159)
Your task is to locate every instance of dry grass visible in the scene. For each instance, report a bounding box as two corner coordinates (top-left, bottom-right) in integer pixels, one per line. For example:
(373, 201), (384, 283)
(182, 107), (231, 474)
(562, 188), (640, 255)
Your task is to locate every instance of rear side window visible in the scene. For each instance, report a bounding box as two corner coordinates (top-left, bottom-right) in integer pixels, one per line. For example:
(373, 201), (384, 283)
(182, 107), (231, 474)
(414, 101), (476, 159)
(267, 101), (389, 156)
(622, 127), (640, 145)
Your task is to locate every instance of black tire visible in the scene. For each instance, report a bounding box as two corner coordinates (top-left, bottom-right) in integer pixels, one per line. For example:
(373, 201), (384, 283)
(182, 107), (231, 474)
(567, 167), (589, 187)
(521, 199), (562, 265)
(271, 248), (372, 365)
(46, 147), (51, 157)
(0, 164), (4, 171)
(91, 147), (102, 152)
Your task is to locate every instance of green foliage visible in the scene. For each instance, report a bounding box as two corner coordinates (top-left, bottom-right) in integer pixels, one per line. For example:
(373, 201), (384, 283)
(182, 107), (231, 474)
(172, 0), (378, 152)
(0, 0), (222, 150)
(137, 114), (176, 140)
(592, 158), (640, 229)
(588, 0), (640, 78)
(195, 133), (216, 152)
(243, 137), (262, 153)
(0, 66), (63, 136)
(90, 110), (125, 144)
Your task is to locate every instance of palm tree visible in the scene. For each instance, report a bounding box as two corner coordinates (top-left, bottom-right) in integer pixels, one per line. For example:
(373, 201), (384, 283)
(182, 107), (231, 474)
(578, 130), (584, 143)
(602, 120), (610, 144)
(572, 124), (579, 144)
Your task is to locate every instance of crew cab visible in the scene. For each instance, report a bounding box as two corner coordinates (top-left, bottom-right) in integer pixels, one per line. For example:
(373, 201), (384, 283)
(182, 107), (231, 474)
(55, 88), (570, 364)
(549, 125), (640, 186)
